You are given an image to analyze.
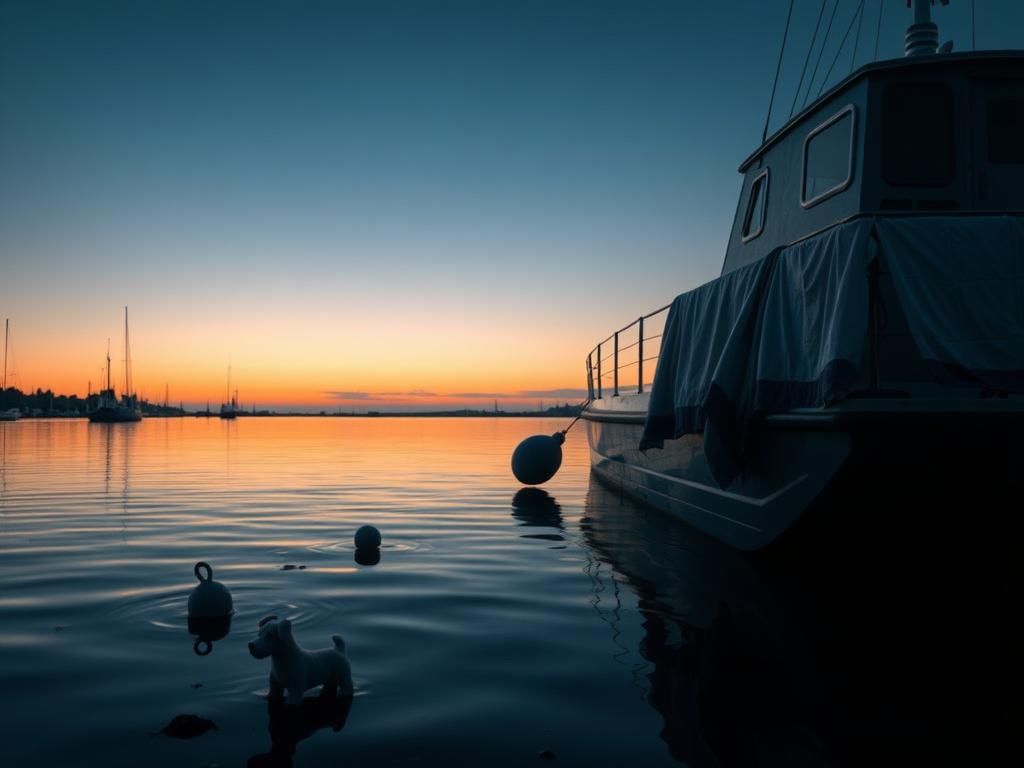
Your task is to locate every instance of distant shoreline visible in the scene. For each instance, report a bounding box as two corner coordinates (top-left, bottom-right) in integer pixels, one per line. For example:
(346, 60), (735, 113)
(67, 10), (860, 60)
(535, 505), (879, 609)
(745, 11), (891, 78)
(0, 386), (584, 420)
(5, 412), (578, 420)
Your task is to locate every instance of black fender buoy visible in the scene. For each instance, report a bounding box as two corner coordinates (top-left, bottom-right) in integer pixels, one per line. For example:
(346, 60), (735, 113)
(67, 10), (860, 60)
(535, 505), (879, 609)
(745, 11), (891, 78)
(511, 432), (565, 485)
(186, 561), (233, 655)
(354, 525), (382, 550)
(187, 562), (234, 618)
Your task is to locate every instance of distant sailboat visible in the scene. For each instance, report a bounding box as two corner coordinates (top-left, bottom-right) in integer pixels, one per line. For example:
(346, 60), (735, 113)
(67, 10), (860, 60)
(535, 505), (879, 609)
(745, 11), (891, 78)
(0, 319), (20, 421)
(88, 307), (142, 423)
(219, 365), (241, 419)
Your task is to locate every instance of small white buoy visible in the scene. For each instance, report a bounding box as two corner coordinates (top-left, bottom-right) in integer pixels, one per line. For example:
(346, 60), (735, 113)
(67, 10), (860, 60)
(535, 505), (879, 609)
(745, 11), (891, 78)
(354, 525), (381, 551)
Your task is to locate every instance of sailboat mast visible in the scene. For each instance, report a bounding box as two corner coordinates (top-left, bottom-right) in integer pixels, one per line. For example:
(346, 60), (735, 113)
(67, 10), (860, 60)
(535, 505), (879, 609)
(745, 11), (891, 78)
(123, 306), (132, 397)
(106, 338), (112, 392)
(227, 364), (231, 405)
(3, 318), (8, 391)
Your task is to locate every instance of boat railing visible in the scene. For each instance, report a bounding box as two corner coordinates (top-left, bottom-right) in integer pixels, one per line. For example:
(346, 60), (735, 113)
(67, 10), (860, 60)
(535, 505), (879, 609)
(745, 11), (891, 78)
(586, 303), (670, 401)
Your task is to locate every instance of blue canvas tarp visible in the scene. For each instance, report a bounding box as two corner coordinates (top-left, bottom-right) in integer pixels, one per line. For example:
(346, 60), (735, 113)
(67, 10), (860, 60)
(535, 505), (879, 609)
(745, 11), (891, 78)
(639, 219), (876, 487)
(875, 216), (1024, 392)
(640, 214), (1024, 488)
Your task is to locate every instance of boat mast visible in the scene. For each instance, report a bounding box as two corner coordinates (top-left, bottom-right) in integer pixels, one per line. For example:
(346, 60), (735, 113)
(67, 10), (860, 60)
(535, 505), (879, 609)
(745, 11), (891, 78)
(226, 364), (232, 406)
(123, 306), (133, 398)
(3, 318), (7, 391)
(106, 338), (112, 393)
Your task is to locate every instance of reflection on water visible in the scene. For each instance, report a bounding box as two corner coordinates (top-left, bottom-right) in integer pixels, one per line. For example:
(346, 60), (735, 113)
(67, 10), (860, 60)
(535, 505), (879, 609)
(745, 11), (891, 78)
(581, 474), (1009, 766)
(0, 417), (1007, 766)
(248, 692), (353, 768)
(188, 615), (232, 656)
(511, 487), (563, 528)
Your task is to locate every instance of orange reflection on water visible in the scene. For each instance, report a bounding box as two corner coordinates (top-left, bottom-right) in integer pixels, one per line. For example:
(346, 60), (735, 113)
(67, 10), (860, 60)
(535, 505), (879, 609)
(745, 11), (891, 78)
(0, 416), (589, 529)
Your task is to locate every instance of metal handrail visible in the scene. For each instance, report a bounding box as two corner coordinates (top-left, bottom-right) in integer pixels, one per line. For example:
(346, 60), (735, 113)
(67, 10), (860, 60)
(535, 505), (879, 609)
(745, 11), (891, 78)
(585, 302), (671, 400)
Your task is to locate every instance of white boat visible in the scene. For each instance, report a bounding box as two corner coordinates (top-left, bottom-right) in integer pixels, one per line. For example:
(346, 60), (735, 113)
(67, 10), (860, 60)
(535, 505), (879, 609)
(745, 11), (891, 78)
(582, 2), (1024, 552)
(88, 308), (142, 423)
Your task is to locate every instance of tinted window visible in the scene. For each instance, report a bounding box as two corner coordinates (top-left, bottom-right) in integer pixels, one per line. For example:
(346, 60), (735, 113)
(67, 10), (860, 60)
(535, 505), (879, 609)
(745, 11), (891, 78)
(803, 108), (854, 205)
(742, 171), (768, 240)
(883, 83), (954, 186)
(988, 98), (1024, 164)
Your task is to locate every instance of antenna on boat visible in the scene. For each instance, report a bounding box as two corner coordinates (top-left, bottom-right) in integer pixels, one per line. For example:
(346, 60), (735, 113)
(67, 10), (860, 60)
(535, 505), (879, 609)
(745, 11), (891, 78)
(905, 0), (950, 57)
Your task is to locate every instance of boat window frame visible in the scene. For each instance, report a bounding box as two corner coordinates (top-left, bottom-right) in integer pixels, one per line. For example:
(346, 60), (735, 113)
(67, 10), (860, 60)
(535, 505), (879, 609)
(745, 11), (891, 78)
(740, 168), (770, 243)
(800, 104), (857, 209)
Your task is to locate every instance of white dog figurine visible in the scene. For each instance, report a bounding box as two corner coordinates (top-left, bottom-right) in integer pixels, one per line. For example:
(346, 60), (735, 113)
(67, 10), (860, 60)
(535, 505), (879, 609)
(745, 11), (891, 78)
(249, 615), (353, 704)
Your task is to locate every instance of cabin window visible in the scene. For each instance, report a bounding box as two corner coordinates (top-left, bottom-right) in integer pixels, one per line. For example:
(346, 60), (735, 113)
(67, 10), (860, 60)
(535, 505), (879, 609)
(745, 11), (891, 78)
(988, 97), (1024, 164)
(882, 83), (954, 186)
(801, 105), (855, 208)
(741, 169), (769, 242)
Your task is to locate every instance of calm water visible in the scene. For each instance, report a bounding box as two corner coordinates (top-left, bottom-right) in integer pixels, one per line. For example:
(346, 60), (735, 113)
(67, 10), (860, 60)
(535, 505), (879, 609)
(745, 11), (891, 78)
(0, 418), (1007, 767)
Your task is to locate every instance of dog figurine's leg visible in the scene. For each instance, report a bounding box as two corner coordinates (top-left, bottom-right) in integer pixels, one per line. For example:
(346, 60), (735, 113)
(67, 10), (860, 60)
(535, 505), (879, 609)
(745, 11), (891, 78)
(268, 674), (284, 699)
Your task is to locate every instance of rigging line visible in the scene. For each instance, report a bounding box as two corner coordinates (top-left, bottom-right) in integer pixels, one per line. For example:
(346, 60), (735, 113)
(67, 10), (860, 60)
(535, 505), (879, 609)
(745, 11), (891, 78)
(790, 0), (828, 118)
(873, 0), (884, 60)
(816, 0), (866, 100)
(804, 0), (841, 110)
(849, 0), (866, 72)
(762, 0), (796, 143)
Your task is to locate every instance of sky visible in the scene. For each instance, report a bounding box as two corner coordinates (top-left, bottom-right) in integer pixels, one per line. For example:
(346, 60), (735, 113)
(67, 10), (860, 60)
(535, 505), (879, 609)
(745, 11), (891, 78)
(2, 0), (1021, 411)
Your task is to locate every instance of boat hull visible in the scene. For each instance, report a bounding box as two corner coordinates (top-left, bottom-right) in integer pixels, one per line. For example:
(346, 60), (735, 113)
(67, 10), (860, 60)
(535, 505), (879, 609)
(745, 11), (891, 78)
(584, 394), (1024, 552)
(88, 407), (142, 423)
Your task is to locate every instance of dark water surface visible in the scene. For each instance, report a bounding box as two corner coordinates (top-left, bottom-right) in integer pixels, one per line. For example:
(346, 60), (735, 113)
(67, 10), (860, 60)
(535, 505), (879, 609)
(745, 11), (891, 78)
(0, 418), (1008, 767)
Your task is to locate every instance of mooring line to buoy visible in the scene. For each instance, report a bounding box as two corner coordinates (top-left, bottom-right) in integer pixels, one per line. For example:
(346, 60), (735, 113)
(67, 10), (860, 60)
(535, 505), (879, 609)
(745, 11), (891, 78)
(558, 398), (592, 437)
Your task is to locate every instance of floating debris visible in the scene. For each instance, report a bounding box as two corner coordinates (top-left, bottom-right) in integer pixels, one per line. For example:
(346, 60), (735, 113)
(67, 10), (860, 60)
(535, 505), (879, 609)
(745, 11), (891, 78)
(280, 564), (307, 571)
(156, 714), (218, 739)
(538, 749), (557, 760)
(190, 682), (203, 689)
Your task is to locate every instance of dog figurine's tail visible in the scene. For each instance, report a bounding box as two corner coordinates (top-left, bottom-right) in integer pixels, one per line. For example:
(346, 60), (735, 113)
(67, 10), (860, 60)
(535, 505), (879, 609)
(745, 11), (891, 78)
(332, 634), (346, 653)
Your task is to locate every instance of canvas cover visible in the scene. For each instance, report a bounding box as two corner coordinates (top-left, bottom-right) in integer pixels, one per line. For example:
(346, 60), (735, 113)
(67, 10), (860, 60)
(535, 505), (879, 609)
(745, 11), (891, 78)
(875, 216), (1024, 392)
(639, 215), (1024, 487)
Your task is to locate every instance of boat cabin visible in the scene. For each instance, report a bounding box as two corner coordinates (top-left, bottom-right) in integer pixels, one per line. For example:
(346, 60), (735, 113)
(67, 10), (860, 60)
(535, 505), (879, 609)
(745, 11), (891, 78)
(723, 51), (1024, 273)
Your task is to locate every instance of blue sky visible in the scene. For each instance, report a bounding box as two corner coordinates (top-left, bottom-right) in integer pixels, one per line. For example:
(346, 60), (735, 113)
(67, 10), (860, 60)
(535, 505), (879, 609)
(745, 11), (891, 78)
(1, 1), (1021, 408)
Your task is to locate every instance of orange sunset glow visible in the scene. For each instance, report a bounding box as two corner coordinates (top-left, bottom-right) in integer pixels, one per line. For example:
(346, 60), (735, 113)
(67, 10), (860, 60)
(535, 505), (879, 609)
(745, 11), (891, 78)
(1, 297), (627, 411)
